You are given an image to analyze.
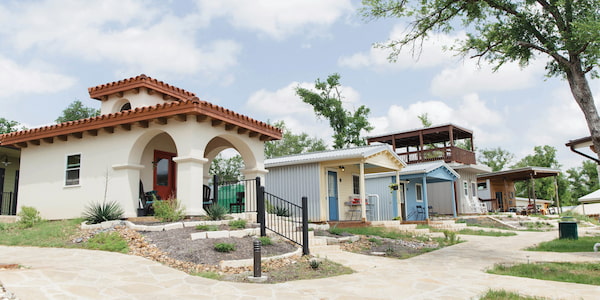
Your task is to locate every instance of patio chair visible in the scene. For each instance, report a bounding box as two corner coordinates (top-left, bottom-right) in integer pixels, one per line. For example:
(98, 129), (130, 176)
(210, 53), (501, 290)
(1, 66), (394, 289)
(229, 191), (245, 213)
(203, 185), (213, 210)
(415, 205), (425, 220)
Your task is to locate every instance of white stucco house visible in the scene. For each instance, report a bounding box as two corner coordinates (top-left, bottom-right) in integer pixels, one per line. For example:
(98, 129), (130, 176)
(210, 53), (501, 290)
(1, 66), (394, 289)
(0, 74), (281, 220)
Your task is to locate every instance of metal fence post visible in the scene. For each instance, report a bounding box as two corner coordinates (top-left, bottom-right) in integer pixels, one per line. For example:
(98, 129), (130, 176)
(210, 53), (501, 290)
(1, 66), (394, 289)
(302, 196), (309, 256)
(257, 186), (266, 237)
(212, 175), (219, 206)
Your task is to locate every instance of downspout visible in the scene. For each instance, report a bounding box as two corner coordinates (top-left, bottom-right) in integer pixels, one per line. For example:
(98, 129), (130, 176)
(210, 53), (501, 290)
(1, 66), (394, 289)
(451, 180), (457, 218)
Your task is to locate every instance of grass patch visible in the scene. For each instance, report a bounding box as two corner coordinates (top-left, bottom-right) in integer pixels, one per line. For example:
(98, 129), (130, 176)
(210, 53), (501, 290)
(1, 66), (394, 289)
(195, 224), (219, 231)
(479, 289), (551, 300)
(263, 257), (353, 283)
(331, 226), (423, 241)
(526, 236), (600, 252)
(560, 211), (599, 225)
(0, 219), (81, 248)
(258, 236), (272, 246)
(228, 219), (247, 229)
(84, 232), (129, 253)
(487, 262), (600, 285)
(214, 243), (236, 253)
(456, 228), (517, 237)
(193, 271), (222, 280)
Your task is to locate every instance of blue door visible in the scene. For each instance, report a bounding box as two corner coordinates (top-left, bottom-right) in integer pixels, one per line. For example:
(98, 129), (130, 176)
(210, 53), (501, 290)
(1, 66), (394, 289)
(327, 171), (339, 221)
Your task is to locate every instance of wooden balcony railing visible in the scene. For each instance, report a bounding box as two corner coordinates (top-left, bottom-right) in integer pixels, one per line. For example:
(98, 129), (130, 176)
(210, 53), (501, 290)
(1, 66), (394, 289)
(396, 146), (476, 165)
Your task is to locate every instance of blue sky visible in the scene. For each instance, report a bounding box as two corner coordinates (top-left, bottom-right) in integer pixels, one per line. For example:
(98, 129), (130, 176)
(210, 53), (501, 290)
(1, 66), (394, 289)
(0, 0), (598, 170)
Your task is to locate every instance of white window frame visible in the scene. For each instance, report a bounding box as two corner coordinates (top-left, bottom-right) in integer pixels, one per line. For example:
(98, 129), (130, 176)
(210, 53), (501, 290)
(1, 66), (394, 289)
(463, 181), (469, 197)
(352, 174), (360, 195)
(415, 183), (423, 202)
(471, 182), (477, 199)
(65, 153), (81, 187)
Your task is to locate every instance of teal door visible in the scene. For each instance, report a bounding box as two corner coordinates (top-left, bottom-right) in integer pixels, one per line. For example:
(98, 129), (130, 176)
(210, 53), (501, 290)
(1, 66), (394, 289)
(328, 171), (339, 221)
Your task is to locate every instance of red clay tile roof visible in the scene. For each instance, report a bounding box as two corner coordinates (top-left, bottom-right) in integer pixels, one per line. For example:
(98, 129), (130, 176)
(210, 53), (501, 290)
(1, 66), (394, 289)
(88, 74), (196, 101)
(0, 79), (282, 147)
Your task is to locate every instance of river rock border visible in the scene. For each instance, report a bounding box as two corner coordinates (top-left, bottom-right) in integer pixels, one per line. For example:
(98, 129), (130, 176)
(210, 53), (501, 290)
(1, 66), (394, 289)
(81, 219), (303, 269)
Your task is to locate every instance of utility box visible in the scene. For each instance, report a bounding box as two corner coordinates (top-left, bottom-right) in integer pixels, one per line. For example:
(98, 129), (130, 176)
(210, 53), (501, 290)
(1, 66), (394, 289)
(558, 221), (578, 239)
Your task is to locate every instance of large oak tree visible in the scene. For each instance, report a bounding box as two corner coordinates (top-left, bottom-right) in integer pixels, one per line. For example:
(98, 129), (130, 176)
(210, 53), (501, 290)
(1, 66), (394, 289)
(362, 0), (600, 159)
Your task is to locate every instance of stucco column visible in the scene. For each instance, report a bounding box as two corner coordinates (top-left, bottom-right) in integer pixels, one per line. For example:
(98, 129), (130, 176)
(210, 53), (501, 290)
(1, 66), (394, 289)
(242, 168), (268, 212)
(111, 163), (144, 218)
(173, 155), (208, 216)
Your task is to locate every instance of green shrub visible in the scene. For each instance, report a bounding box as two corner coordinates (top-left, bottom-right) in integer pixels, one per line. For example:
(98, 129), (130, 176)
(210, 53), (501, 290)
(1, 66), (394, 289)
(268, 205), (291, 217)
(153, 199), (186, 222)
(443, 230), (460, 245)
(82, 201), (124, 224)
(258, 236), (272, 246)
(228, 219), (247, 229)
(84, 232), (129, 253)
(195, 224), (218, 231)
(309, 259), (322, 270)
(214, 243), (236, 252)
(17, 206), (43, 228)
(206, 204), (228, 220)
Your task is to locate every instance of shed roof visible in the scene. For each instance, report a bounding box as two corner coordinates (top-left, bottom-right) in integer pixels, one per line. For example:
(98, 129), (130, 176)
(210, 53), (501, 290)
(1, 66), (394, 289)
(264, 144), (405, 170)
(579, 189), (600, 203)
(365, 160), (459, 181)
(477, 167), (560, 181)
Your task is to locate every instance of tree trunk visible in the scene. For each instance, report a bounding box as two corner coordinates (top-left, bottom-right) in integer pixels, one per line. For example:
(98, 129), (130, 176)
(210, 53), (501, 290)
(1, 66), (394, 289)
(565, 64), (600, 162)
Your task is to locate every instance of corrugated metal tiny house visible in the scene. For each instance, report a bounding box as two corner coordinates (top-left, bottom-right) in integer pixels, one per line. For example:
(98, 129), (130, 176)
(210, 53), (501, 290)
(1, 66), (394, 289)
(265, 145), (405, 222)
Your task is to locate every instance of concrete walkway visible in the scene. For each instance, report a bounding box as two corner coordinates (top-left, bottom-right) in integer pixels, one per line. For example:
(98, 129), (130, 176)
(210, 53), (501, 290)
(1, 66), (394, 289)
(0, 230), (599, 299)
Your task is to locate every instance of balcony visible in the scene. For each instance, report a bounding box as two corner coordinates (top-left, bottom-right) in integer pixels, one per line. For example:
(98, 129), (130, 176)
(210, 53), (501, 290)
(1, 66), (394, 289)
(396, 146), (476, 165)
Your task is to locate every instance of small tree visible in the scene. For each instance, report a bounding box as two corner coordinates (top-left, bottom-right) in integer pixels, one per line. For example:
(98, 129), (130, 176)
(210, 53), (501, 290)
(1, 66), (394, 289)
(479, 147), (515, 172)
(56, 100), (100, 123)
(0, 118), (26, 134)
(265, 121), (327, 158)
(296, 73), (373, 149)
(209, 154), (244, 182)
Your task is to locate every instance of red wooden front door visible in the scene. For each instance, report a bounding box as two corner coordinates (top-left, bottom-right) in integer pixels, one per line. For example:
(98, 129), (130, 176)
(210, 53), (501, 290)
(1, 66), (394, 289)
(153, 150), (176, 200)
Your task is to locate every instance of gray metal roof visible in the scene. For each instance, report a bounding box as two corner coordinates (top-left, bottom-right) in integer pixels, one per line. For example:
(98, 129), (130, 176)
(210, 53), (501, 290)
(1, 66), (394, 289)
(264, 144), (405, 168)
(365, 160), (459, 179)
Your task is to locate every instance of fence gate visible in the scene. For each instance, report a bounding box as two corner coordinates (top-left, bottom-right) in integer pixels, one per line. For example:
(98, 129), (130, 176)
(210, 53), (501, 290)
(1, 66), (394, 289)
(257, 186), (309, 255)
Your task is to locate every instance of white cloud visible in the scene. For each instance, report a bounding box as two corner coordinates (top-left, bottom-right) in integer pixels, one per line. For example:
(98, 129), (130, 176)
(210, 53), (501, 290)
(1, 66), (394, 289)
(0, 56), (75, 98)
(0, 0), (241, 77)
(430, 59), (545, 97)
(195, 0), (354, 39)
(338, 24), (463, 71)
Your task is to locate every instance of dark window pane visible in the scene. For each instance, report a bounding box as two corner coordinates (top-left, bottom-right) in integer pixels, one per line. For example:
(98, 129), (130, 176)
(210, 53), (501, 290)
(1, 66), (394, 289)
(66, 169), (80, 185)
(156, 159), (169, 186)
(67, 155), (80, 169)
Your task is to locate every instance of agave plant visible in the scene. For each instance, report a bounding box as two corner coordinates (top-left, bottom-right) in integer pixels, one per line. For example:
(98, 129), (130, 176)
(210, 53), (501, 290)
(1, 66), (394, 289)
(83, 201), (125, 224)
(206, 204), (229, 220)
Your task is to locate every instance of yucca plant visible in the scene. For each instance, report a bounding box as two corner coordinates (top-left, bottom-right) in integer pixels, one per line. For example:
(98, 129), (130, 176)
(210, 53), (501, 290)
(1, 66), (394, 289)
(83, 201), (125, 224)
(205, 204), (228, 220)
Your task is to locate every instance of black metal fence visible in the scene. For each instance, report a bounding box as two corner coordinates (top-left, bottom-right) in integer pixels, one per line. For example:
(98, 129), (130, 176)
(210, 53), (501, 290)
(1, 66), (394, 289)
(212, 176), (260, 213)
(257, 186), (309, 255)
(0, 192), (17, 215)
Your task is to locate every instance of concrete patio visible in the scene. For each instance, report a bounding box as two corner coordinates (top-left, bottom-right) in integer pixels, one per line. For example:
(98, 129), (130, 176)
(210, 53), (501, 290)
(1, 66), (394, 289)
(0, 228), (599, 299)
